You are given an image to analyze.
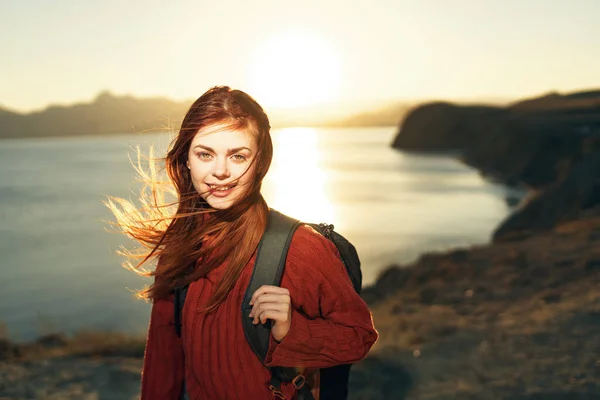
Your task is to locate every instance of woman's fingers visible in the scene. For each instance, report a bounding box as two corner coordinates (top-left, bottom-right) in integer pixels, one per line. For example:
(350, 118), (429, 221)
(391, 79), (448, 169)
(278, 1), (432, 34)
(250, 293), (290, 313)
(250, 301), (289, 324)
(254, 309), (289, 325)
(249, 285), (291, 321)
(249, 285), (290, 305)
(249, 285), (293, 341)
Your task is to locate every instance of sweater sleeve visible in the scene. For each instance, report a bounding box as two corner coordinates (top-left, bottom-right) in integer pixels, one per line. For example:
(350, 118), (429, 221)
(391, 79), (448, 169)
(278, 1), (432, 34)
(264, 225), (379, 368)
(140, 294), (185, 400)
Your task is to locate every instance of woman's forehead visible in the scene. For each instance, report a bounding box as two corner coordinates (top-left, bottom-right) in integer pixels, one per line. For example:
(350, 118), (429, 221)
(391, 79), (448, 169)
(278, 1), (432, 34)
(191, 123), (255, 149)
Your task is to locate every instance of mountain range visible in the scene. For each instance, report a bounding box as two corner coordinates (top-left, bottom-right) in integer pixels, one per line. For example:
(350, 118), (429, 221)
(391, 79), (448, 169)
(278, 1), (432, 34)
(0, 92), (414, 139)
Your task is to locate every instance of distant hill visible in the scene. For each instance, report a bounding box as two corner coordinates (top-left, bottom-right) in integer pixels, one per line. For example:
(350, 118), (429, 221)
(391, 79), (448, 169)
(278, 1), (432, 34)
(392, 88), (600, 186)
(0, 92), (192, 139)
(0, 93), (413, 139)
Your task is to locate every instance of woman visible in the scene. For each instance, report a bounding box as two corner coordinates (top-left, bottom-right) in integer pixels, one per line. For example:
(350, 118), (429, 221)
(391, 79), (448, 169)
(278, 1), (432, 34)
(107, 86), (378, 399)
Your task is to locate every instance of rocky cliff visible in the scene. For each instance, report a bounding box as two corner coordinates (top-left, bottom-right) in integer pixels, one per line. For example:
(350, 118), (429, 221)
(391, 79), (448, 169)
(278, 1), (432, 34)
(392, 90), (600, 241)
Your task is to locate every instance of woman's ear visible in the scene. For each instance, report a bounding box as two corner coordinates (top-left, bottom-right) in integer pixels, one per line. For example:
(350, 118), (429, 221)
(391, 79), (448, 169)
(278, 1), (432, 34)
(186, 160), (190, 169)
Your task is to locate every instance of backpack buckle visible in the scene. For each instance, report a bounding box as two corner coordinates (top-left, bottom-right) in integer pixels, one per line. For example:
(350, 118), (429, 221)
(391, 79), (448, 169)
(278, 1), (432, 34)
(318, 223), (334, 238)
(269, 384), (286, 399)
(292, 373), (306, 389)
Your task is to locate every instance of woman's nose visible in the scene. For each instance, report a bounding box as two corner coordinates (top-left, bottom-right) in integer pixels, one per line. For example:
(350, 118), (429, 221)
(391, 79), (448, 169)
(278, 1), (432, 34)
(212, 158), (231, 179)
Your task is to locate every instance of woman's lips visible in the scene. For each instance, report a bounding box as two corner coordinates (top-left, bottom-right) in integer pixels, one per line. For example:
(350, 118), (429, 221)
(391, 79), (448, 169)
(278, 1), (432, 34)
(207, 184), (236, 197)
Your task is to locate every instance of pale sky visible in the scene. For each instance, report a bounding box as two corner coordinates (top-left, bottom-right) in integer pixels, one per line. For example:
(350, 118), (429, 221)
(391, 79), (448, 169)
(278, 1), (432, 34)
(1, 0), (599, 113)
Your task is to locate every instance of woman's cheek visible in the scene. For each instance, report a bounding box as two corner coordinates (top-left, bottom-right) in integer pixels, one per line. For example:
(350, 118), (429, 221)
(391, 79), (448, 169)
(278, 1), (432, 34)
(233, 164), (250, 181)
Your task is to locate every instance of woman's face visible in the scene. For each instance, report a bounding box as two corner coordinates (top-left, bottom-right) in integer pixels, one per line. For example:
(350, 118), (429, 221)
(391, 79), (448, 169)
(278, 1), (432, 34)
(187, 123), (258, 210)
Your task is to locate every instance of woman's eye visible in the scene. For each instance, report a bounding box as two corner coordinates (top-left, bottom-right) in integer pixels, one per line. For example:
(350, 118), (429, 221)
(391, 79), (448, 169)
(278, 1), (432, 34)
(197, 152), (212, 160)
(232, 154), (247, 162)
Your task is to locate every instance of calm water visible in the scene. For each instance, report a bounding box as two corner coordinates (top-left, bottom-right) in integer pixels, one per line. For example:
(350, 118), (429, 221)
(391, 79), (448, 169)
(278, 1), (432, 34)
(0, 127), (515, 341)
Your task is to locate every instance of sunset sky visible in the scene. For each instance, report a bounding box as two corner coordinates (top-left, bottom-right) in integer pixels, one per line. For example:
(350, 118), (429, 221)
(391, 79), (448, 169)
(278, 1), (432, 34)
(1, 0), (599, 113)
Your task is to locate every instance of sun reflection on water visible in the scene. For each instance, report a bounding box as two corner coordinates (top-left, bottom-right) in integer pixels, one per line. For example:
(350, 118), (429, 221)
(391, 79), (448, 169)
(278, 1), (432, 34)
(262, 127), (336, 224)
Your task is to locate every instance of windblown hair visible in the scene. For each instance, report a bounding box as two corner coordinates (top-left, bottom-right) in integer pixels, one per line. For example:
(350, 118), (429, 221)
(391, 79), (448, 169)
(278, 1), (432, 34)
(105, 86), (273, 313)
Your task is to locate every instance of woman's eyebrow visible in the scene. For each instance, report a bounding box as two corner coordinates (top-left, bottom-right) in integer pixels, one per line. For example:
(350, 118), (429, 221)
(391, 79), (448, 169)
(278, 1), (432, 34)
(193, 144), (251, 154)
(228, 146), (252, 154)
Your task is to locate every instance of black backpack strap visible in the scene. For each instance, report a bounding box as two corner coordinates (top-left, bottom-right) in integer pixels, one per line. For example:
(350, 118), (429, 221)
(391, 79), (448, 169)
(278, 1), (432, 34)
(173, 286), (189, 400)
(174, 285), (188, 338)
(241, 209), (314, 400)
(241, 209), (301, 361)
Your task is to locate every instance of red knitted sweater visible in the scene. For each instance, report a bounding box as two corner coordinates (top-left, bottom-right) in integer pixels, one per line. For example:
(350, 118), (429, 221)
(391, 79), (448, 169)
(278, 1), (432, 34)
(140, 225), (379, 400)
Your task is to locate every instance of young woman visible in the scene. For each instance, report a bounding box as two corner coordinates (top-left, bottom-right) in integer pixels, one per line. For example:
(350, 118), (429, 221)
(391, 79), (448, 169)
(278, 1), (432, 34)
(107, 86), (378, 399)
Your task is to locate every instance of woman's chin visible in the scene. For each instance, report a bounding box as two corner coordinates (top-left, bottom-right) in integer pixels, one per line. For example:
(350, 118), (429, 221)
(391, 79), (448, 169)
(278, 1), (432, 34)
(204, 196), (236, 210)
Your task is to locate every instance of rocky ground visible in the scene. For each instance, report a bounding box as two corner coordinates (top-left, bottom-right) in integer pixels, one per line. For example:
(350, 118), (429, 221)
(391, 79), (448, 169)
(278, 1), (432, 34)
(0, 357), (141, 400)
(357, 215), (600, 399)
(2, 216), (600, 399)
(0, 332), (145, 400)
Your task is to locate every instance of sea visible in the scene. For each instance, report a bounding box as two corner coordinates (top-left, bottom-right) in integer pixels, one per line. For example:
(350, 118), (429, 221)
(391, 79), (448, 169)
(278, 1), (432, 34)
(0, 126), (520, 341)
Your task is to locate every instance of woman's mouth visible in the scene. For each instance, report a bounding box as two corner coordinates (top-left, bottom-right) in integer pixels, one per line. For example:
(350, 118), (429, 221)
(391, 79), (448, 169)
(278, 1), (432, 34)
(207, 183), (237, 197)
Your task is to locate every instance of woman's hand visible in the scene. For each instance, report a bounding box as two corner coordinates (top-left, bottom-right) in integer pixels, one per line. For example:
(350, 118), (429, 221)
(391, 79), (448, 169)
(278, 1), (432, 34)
(249, 285), (292, 342)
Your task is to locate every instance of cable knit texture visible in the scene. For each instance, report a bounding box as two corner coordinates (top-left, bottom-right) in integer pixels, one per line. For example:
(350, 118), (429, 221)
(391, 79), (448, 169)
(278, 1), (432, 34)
(140, 225), (379, 400)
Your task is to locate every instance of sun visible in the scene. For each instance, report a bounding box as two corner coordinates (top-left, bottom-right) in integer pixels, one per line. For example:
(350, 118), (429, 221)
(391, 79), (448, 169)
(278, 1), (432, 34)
(246, 30), (342, 109)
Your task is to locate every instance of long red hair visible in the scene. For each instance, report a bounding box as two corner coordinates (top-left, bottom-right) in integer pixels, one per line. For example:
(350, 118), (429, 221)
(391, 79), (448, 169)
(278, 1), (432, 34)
(105, 86), (273, 313)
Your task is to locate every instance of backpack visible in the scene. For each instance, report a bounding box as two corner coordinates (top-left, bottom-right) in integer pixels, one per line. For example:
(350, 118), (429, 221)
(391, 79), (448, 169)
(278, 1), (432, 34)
(173, 208), (363, 400)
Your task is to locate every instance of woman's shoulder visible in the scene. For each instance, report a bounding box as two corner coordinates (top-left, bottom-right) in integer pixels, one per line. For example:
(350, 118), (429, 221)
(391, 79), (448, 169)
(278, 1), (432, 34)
(290, 224), (338, 253)
(285, 224), (343, 275)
